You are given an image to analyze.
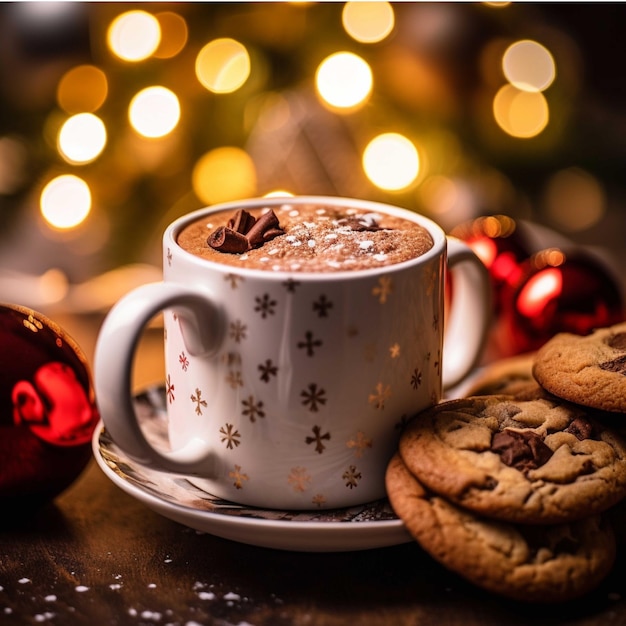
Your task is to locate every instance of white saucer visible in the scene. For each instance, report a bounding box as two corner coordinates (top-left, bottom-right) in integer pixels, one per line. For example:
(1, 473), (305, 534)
(92, 386), (412, 552)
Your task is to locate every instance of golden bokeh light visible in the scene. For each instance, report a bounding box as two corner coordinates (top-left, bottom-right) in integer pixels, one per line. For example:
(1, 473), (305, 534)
(128, 86), (181, 138)
(342, 2), (395, 44)
(195, 38), (251, 94)
(315, 52), (373, 110)
(192, 147), (257, 205)
(493, 84), (549, 138)
(40, 175), (92, 230)
(107, 10), (161, 62)
(543, 167), (605, 232)
(57, 65), (108, 114)
(58, 113), (107, 164)
(419, 175), (472, 221)
(503, 40), (556, 92)
(362, 133), (420, 191)
(154, 12), (188, 59)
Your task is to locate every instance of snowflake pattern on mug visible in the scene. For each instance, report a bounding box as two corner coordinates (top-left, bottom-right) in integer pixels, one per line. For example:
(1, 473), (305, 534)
(305, 425), (331, 454)
(162, 254), (443, 506)
(368, 382), (391, 410)
(220, 423), (241, 449)
(229, 465), (249, 489)
(300, 383), (327, 412)
(258, 359), (278, 382)
(288, 466), (311, 493)
(191, 388), (207, 415)
(346, 431), (373, 458)
(372, 276), (393, 303)
(343, 465), (362, 489)
(312, 294), (333, 318)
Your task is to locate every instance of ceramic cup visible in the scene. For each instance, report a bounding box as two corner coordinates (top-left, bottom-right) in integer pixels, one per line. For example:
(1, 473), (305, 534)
(94, 196), (490, 510)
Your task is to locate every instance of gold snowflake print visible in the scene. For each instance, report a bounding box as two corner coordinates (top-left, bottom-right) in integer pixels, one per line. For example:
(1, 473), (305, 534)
(346, 431), (373, 458)
(368, 382), (391, 410)
(226, 370), (243, 389)
(343, 465), (362, 489)
(311, 493), (327, 508)
(372, 276), (393, 304)
(225, 273), (244, 289)
(287, 466), (311, 493)
(229, 320), (247, 342)
(220, 423), (241, 449)
(229, 465), (249, 489)
(191, 388), (208, 415)
(305, 425), (331, 454)
(389, 343), (401, 358)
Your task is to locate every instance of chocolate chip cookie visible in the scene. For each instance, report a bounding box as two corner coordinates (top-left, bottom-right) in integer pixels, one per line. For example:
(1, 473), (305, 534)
(533, 322), (626, 413)
(398, 394), (626, 524)
(386, 454), (617, 602)
(464, 353), (536, 398)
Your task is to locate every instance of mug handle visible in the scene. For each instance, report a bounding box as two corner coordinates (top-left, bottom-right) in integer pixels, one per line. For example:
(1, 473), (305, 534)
(94, 282), (225, 475)
(442, 237), (491, 390)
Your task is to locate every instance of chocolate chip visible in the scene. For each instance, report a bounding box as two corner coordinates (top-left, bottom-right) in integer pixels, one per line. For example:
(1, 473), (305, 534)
(599, 354), (626, 376)
(607, 332), (626, 351)
(491, 429), (553, 472)
(565, 416), (594, 440)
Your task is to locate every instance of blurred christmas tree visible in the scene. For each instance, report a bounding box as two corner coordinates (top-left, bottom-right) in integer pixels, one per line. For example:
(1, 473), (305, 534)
(0, 1), (623, 296)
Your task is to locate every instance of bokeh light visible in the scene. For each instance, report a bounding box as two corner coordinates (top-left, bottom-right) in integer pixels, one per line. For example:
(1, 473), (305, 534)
(503, 40), (556, 92)
(40, 175), (91, 230)
(543, 167), (605, 232)
(154, 12), (188, 59)
(107, 10), (161, 62)
(517, 266), (562, 318)
(362, 133), (420, 191)
(192, 147), (257, 205)
(315, 52), (373, 110)
(57, 65), (108, 114)
(342, 2), (395, 44)
(128, 87), (181, 138)
(195, 38), (251, 94)
(58, 113), (107, 164)
(493, 84), (549, 138)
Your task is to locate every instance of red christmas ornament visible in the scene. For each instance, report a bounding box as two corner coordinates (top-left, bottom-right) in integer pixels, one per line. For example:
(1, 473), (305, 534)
(494, 248), (624, 357)
(450, 215), (533, 315)
(0, 303), (99, 515)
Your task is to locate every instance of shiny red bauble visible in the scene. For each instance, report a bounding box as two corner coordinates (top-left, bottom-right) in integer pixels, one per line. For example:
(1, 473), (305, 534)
(494, 248), (624, 357)
(0, 303), (99, 514)
(450, 215), (534, 316)
(452, 215), (625, 361)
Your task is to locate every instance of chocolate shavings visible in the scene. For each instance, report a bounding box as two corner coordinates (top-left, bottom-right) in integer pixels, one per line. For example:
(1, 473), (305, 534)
(207, 209), (285, 254)
(491, 429), (553, 472)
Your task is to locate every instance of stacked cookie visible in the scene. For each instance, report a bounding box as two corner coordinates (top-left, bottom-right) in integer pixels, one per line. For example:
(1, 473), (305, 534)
(386, 321), (626, 602)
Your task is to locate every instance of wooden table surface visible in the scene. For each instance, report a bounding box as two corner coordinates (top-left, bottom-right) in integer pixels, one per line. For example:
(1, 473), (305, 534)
(1, 314), (626, 625)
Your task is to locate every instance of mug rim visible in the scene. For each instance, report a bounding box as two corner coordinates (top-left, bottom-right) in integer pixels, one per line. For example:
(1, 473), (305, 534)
(165, 195), (446, 280)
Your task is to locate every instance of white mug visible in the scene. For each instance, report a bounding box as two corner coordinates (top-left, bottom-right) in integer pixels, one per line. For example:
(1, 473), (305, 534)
(94, 196), (490, 510)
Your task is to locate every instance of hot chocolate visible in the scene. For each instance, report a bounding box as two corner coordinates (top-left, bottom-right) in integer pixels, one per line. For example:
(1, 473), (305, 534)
(176, 203), (434, 272)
